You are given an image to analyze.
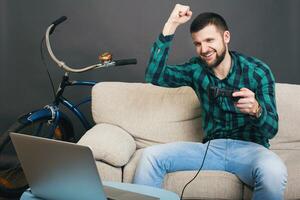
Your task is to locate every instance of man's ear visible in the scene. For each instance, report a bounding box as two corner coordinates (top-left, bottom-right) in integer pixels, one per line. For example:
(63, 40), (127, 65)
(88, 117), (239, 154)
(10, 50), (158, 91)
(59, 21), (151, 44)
(223, 30), (230, 44)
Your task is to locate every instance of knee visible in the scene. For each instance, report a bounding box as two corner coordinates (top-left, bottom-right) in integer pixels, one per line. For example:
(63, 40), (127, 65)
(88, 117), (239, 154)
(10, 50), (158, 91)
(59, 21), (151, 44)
(139, 145), (164, 166)
(254, 159), (288, 190)
(139, 144), (175, 171)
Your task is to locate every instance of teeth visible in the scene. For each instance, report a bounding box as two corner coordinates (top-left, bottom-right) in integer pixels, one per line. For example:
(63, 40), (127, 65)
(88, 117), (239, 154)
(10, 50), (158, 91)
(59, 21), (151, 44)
(203, 52), (214, 58)
(206, 52), (214, 57)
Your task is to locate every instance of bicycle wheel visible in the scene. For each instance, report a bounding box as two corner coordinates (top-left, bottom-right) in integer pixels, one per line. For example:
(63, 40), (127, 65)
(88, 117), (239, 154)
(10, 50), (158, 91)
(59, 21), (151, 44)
(0, 115), (74, 198)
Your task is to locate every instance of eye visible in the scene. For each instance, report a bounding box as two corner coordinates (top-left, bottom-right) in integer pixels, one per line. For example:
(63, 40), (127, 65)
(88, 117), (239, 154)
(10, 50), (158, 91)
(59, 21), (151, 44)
(194, 42), (201, 47)
(207, 38), (214, 43)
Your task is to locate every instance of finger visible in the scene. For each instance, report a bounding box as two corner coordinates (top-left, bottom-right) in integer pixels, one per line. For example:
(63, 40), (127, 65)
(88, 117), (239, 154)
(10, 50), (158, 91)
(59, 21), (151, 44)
(232, 90), (253, 98)
(236, 97), (253, 104)
(232, 91), (246, 97)
(238, 109), (250, 114)
(183, 5), (190, 13)
(179, 9), (190, 17)
(175, 3), (186, 9)
(234, 104), (248, 113)
(234, 103), (249, 109)
(178, 11), (186, 17)
(173, 4), (187, 16)
(178, 5), (190, 14)
(240, 88), (255, 97)
(235, 103), (255, 112)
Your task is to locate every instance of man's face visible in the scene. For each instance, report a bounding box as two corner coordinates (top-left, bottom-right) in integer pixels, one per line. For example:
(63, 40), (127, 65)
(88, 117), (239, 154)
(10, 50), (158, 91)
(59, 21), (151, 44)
(191, 24), (230, 69)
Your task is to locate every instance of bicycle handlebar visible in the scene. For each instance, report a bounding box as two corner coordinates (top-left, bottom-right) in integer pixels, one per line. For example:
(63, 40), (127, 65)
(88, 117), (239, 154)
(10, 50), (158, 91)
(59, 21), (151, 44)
(49, 16), (67, 35)
(115, 59), (137, 66)
(45, 16), (137, 73)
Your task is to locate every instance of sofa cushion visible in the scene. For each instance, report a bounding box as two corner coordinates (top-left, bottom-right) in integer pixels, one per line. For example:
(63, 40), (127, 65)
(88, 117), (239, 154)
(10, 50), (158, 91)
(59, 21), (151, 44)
(92, 82), (202, 148)
(273, 149), (300, 200)
(123, 149), (143, 183)
(270, 83), (300, 149)
(164, 171), (243, 200)
(95, 161), (122, 182)
(78, 123), (136, 167)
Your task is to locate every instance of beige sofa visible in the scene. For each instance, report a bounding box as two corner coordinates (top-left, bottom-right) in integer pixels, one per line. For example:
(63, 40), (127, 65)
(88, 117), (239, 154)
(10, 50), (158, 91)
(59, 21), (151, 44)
(78, 82), (300, 200)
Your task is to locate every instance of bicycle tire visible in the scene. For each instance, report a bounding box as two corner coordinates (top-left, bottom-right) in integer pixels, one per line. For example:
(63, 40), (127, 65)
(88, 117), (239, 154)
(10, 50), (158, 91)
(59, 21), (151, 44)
(0, 115), (74, 198)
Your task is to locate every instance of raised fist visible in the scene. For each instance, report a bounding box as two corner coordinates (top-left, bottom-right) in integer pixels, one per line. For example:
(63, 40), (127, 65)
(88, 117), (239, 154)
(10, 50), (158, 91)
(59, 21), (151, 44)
(167, 4), (192, 26)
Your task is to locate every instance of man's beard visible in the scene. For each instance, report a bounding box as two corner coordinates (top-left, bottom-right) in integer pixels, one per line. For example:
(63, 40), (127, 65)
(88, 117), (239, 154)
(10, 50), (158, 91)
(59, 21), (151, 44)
(200, 46), (226, 69)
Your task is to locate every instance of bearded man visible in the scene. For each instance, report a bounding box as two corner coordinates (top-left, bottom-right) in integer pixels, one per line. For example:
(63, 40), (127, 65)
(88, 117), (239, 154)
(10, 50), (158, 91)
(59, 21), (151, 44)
(133, 4), (287, 200)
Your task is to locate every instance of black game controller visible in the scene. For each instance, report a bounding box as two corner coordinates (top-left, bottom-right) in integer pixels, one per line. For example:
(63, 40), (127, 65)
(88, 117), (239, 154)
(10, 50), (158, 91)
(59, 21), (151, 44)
(208, 86), (240, 102)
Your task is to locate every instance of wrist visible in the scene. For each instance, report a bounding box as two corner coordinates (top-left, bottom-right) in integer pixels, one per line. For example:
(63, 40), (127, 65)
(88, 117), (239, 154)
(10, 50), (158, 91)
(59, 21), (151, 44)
(162, 21), (179, 36)
(253, 103), (262, 118)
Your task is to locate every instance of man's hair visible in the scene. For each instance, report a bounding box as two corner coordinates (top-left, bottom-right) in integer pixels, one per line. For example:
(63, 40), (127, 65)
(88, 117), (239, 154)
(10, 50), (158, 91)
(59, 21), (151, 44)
(190, 12), (229, 33)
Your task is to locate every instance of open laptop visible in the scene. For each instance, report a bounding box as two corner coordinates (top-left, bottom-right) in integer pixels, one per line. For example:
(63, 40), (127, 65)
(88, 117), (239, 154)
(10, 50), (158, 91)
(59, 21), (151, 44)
(10, 132), (159, 200)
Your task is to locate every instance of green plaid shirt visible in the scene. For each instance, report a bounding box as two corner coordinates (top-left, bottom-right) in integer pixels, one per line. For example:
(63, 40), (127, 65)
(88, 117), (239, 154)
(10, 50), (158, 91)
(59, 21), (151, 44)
(145, 34), (278, 148)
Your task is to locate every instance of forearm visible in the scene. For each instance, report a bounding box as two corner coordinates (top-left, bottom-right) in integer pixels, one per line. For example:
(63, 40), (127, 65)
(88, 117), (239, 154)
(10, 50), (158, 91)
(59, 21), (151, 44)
(145, 34), (194, 87)
(251, 80), (278, 139)
(162, 22), (179, 36)
(145, 34), (173, 86)
(251, 103), (278, 139)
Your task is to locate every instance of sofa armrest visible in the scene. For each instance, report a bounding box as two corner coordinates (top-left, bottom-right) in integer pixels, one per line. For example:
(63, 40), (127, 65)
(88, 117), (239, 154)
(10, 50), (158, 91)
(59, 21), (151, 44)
(78, 123), (136, 167)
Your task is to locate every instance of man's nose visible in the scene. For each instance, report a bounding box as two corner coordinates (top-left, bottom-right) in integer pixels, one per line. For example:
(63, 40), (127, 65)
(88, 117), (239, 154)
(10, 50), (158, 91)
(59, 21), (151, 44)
(201, 44), (210, 54)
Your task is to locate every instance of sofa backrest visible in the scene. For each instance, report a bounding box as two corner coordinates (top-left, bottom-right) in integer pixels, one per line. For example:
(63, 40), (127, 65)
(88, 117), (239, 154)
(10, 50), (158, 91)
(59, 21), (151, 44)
(270, 83), (300, 149)
(92, 82), (202, 148)
(91, 82), (300, 149)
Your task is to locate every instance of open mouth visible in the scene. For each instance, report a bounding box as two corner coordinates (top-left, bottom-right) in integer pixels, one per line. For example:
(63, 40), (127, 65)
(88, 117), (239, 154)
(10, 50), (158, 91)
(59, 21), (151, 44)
(201, 51), (215, 61)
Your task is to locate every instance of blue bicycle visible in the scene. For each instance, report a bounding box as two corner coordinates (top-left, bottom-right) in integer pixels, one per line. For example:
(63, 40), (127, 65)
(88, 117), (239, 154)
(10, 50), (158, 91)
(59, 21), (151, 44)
(0, 16), (137, 198)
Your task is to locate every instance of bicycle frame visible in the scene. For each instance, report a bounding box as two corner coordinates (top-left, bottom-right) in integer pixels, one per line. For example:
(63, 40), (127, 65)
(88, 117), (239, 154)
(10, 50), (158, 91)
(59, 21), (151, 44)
(55, 73), (96, 130)
(17, 73), (96, 134)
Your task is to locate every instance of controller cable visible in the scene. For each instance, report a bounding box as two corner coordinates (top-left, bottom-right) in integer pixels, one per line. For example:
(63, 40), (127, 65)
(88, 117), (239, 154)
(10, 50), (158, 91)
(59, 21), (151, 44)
(180, 140), (211, 200)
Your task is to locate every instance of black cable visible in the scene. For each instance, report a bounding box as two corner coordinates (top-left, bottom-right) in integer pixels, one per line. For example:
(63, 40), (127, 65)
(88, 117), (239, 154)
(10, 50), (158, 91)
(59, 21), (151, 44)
(40, 36), (56, 99)
(180, 140), (211, 200)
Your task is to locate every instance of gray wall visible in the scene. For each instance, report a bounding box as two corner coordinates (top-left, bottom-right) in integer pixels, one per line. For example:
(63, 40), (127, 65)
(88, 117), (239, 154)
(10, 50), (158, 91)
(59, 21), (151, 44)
(1, 0), (299, 138)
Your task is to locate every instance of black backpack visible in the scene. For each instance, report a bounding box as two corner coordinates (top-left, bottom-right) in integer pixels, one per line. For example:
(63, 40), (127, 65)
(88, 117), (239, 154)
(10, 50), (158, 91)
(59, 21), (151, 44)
(0, 124), (28, 198)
